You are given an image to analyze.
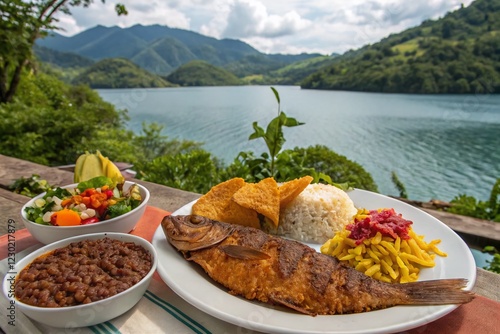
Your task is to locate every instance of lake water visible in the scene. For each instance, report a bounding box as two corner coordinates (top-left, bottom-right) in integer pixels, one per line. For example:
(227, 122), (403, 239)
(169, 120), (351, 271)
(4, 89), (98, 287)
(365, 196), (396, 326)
(97, 86), (500, 202)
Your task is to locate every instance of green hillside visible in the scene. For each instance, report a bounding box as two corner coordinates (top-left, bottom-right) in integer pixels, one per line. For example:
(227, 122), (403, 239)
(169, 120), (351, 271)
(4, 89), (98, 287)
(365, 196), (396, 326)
(224, 54), (289, 78)
(133, 37), (197, 74)
(34, 45), (94, 68)
(33, 46), (93, 84)
(302, 0), (500, 94)
(166, 60), (242, 86)
(267, 55), (338, 85)
(72, 58), (175, 88)
(224, 53), (325, 80)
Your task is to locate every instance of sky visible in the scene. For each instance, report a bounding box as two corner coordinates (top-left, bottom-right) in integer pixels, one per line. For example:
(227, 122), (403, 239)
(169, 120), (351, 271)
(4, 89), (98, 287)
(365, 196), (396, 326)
(54, 0), (475, 55)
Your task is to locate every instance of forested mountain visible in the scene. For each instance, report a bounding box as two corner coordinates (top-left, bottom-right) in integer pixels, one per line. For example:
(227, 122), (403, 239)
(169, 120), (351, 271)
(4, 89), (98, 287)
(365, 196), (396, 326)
(302, 0), (500, 94)
(72, 58), (175, 88)
(37, 24), (319, 76)
(166, 60), (242, 86)
(34, 45), (94, 68)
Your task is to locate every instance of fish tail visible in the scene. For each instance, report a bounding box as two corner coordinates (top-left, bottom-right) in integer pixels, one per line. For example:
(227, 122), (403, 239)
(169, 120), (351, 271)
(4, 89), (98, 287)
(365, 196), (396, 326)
(401, 278), (474, 305)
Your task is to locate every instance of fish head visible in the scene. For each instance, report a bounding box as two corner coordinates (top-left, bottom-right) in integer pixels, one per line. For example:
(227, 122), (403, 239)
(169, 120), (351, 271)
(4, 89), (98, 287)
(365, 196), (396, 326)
(161, 215), (234, 251)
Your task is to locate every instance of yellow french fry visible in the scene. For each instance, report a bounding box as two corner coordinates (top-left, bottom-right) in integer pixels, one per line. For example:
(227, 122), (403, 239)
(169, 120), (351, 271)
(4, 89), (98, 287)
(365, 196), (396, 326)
(365, 264), (381, 277)
(408, 239), (424, 259)
(400, 253), (435, 267)
(344, 238), (357, 248)
(367, 248), (380, 262)
(394, 236), (401, 252)
(372, 232), (382, 245)
(375, 244), (389, 256)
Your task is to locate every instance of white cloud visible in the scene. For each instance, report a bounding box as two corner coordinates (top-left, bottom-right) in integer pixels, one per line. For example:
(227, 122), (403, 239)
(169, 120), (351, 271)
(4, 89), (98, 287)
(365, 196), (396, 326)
(51, 0), (475, 55)
(221, 0), (311, 38)
(54, 0), (192, 35)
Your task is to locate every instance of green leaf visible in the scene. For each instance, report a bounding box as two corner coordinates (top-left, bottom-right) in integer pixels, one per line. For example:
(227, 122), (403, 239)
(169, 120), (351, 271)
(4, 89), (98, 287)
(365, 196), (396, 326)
(483, 246), (497, 253)
(270, 86), (280, 104)
(280, 112), (304, 127)
(115, 3), (128, 16)
(77, 176), (113, 192)
(108, 201), (132, 218)
(249, 122), (266, 140)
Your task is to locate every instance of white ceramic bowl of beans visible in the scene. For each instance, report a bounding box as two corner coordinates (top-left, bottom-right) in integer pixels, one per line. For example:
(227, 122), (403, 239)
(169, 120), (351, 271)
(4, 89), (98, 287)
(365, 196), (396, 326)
(2, 232), (157, 328)
(21, 181), (150, 244)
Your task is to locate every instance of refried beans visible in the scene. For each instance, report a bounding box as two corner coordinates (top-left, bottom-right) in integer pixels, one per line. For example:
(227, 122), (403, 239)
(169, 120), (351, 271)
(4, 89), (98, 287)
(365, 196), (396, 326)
(15, 238), (152, 307)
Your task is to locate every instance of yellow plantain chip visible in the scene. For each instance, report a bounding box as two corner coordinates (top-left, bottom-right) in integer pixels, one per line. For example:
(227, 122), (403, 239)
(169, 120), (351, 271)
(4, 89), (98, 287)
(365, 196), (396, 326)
(233, 177), (279, 227)
(192, 178), (260, 228)
(278, 175), (314, 209)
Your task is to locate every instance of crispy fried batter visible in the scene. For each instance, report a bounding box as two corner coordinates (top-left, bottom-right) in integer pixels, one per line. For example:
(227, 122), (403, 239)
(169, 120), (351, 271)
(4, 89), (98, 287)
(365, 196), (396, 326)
(192, 178), (259, 228)
(278, 175), (314, 209)
(232, 177), (280, 227)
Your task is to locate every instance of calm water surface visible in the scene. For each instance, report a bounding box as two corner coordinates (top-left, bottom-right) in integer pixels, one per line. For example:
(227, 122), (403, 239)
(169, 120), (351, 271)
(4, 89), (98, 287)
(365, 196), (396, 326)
(97, 86), (500, 202)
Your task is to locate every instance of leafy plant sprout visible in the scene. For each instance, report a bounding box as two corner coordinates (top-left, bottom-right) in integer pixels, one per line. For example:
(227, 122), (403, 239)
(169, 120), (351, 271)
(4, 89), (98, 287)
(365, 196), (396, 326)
(248, 87), (304, 177)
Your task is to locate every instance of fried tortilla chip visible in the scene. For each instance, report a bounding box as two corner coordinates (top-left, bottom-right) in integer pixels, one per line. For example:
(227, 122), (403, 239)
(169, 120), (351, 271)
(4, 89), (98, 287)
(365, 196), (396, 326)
(278, 175), (314, 209)
(232, 177), (279, 227)
(192, 178), (259, 228)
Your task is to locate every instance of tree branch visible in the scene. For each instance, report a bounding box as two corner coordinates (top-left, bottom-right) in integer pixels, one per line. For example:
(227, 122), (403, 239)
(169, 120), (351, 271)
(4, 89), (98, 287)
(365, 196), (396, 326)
(43, 0), (70, 23)
(0, 61), (8, 102)
(37, 0), (64, 22)
(4, 59), (27, 103)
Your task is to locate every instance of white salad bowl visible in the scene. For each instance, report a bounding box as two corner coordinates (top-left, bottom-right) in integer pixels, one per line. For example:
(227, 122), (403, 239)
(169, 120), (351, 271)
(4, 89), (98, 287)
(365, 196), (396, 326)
(2, 232), (157, 328)
(21, 181), (150, 244)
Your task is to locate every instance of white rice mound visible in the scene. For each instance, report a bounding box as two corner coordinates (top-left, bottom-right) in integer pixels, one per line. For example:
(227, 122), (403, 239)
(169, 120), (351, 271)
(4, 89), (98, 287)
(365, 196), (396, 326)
(277, 183), (357, 244)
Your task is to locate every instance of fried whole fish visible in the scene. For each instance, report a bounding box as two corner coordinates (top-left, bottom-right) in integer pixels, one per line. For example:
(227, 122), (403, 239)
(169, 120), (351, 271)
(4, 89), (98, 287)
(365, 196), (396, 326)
(161, 215), (474, 316)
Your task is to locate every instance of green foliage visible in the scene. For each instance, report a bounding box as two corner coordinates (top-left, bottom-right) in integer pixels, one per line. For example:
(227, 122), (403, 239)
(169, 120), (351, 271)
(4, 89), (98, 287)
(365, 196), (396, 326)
(0, 0), (40, 102)
(447, 194), (491, 219)
(447, 178), (500, 221)
(79, 127), (138, 165)
(224, 54), (288, 78)
(391, 171), (408, 198)
(284, 145), (378, 191)
(34, 45), (94, 69)
(248, 87), (304, 176)
(482, 246), (500, 274)
(135, 150), (223, 194)
(133, 122), (202, 161)
(166, 60), (242, 86)
(9, 174), (52, 197)
(301, 0), (500, 94)
(0, 72), (126, 165)
(73, 58), (174, 88)
(38, 62), (87, 84)
(266, 55), (339, 85)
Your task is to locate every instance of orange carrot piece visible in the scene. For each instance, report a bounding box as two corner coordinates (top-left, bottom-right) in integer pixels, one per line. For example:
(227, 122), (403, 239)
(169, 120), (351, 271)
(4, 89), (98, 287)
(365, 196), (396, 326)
(56, 209), (81, 226)
(82, 197), (91, 206)
(61, 198), (73, 207)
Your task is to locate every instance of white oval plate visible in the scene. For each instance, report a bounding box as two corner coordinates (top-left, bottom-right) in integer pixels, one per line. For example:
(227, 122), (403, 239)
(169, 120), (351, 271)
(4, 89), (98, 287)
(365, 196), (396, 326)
(152, 189), (476, 334)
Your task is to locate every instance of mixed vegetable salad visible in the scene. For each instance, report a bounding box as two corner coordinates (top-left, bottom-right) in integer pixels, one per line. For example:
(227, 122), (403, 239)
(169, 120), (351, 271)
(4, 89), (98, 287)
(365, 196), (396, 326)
(24, 176), (142, 226)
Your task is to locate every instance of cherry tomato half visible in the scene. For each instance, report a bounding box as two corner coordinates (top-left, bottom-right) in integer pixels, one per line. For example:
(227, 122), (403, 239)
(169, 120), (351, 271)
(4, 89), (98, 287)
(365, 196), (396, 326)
(81, 217), (100, 225)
